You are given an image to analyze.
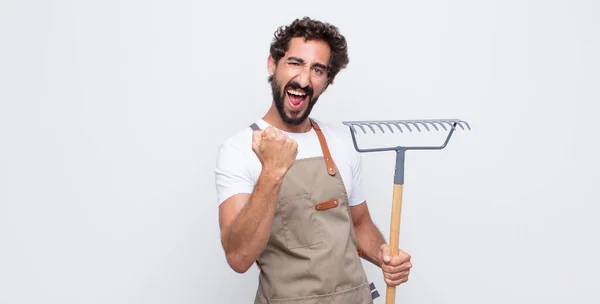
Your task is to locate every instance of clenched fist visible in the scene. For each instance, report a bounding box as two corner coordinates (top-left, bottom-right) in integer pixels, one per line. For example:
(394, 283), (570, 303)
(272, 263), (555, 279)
(252, 126), (298, 178)
(379, 244), (412, 286)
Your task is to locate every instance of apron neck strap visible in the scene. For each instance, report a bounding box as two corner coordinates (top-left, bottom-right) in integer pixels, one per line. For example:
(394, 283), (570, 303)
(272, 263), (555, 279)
(310, 119), (337, 176)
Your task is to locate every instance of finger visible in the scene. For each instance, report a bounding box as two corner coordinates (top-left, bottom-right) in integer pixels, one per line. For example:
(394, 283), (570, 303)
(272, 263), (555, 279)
(383, 270), (409, 281)
(380, 244), (392, 263)
(382, 260), (412, 273)
(266, 127), (282, 141)
(276, 130), (287, 141)
(397, 250), (412, 262)
(384, 250), (411, 266)
(264, 126), (277, 138)
(384, 275), (409, 287)
(383, 269), (410, 286)
(382, 260), (412, 275)
(253, 129), (263, 140)
(252, 130), (263, 149)
(391, 254), (412, 267)
(288, 138), (298, 148)
(268, 126), (281, 135)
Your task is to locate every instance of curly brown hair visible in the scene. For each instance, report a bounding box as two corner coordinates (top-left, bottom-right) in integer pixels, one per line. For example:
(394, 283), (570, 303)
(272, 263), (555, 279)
(268, 17), (349, 85)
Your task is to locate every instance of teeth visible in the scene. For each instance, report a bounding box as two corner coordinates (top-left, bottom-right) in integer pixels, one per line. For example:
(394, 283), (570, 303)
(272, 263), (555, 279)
(287, 89), (306, 96)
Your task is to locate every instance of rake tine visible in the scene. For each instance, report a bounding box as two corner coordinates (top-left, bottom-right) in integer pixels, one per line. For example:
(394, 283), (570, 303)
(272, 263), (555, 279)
(417, 120), (430, 131)
(365, 123), (377, 134)
(348, 123), (360, 134)
(347, 124), (355, 134)
(398, 121), (413, 132)
(381, 122), (395, 133)
(371, 123), (386, 134)
(408, 122), (422, 132)
(441, 121), (454, 130)
(391, 122), (404, 133)
(423, 120), (438, 131)
(445, 120), (463, 130)
(434, 121), (448, 131)
(455, 121), (465, 130)
(458, 120), (472, 130)
(354, 123), (367, 134)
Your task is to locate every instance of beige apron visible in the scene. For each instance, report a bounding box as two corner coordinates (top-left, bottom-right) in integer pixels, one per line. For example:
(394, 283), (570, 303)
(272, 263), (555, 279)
(250, 119), (373, 304)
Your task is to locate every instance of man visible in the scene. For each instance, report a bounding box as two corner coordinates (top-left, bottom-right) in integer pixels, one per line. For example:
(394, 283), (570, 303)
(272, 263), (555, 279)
(215, 17), (412, 303)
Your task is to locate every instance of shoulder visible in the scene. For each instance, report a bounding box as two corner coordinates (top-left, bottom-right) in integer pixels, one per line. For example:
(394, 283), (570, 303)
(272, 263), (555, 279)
(217, 125), (253, 158)
(214, 121), (262, 205)
(218, 118), (274, 155)
(215, 120), (264, 172)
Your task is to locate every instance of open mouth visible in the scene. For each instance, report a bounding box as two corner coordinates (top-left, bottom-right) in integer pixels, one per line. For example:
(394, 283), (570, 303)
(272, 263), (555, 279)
(286, 88), (308, 110)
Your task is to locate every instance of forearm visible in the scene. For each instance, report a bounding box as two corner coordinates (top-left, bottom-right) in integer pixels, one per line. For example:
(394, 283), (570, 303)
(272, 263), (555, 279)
(354, 218), (387, 268)
(223, 170), (283, 272)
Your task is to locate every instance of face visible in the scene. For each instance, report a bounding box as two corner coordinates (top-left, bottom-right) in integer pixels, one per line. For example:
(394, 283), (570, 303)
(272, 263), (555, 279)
(268, 37), (331, 125)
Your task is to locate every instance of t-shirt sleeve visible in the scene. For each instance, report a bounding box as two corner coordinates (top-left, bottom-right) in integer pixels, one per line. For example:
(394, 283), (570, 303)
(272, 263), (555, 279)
(214, 141), (255, 205)
(348, 146), (367, 206)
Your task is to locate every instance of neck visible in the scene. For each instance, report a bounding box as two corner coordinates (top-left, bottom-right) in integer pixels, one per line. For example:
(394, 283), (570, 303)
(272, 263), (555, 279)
(263, 102), (312, 133)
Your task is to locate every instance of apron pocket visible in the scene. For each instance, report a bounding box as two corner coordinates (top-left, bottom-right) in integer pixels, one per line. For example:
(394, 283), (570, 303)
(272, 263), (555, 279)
(279, 193), (323, 249)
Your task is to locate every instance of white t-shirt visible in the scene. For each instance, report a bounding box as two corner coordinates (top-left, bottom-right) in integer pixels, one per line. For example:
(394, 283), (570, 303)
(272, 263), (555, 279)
(214, 117), (366, 207)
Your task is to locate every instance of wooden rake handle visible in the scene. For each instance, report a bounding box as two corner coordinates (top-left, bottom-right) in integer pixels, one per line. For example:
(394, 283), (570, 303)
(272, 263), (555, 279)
(386, 183), (404, 304)
(386, 148), (406, 304)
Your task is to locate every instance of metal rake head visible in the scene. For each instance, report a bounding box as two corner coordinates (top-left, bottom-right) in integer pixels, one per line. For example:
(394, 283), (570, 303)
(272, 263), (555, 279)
(342, 118), (471, 153)
(342, 119), (471, 134)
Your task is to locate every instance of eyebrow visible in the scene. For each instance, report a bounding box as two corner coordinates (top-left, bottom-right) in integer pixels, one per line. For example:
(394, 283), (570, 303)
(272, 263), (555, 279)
(287, 56), (328, 71)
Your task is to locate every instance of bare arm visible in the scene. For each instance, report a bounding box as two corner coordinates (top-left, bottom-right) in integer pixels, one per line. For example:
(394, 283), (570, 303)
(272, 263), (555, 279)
(219, 170), (283, 273)
(218, 127), (297, 273)
(350, 201), (387, 267)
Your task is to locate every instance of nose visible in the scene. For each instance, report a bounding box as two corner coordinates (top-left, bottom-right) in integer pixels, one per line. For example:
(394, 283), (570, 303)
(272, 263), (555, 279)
(294, 66), (311, 88)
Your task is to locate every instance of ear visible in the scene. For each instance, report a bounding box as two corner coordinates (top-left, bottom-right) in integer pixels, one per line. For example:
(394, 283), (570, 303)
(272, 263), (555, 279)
(267, 54), (276, 77)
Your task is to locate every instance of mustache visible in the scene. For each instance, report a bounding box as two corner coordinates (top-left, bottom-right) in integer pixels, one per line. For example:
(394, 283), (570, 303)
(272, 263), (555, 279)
(285, 81), (313, 97)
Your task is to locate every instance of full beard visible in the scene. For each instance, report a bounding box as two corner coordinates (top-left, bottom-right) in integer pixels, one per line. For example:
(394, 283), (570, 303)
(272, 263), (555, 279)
(271, 77), (319, 126)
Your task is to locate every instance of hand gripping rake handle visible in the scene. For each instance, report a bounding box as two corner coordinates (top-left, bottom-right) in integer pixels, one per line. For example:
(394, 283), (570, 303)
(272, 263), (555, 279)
(342, 119), (471, 304)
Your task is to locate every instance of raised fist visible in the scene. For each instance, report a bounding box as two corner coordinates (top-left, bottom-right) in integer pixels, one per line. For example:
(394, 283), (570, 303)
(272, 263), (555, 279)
(252, 126), (298, 178)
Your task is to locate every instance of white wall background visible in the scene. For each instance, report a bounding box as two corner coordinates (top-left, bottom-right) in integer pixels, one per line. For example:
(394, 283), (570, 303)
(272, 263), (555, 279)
(1, 0), (598, 303)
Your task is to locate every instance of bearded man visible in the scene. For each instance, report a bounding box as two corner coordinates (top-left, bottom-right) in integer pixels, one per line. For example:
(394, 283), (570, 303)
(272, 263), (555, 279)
(215, 16), (412, 304)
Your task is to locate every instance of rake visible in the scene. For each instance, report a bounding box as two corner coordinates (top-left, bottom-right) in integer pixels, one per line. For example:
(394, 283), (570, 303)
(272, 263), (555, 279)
(341, 119), (471, 304)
